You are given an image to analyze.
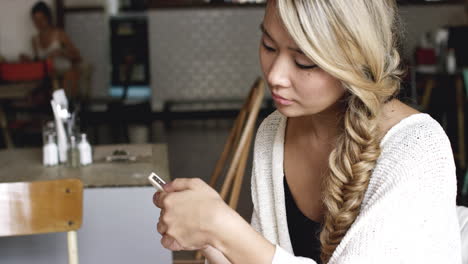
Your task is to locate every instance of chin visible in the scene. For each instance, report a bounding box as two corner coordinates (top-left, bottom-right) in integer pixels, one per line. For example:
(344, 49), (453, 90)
(274, 103), (306, 118)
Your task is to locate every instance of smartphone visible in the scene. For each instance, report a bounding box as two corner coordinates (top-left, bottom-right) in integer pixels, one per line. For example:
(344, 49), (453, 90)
(148, 172), (166, 192)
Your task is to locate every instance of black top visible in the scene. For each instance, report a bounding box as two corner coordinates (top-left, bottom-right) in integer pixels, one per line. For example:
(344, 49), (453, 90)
(284, 176), (322, 263)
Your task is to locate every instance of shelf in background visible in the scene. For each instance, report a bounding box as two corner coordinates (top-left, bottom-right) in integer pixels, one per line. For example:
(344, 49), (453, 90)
(149, 0), (463, 8)
(64, 6), (105, 13)
(149, 1), (265, 9)
(398, 0), (464, 5)
(62, 0), (463, 12)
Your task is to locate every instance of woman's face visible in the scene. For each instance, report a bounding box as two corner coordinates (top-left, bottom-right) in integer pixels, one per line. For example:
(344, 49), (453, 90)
(259, 2), (345, 118)
(32, 12), (50, 32)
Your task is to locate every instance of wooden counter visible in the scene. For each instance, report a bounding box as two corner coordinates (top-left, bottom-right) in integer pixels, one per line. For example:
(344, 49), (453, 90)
(0, 144), (170, 188)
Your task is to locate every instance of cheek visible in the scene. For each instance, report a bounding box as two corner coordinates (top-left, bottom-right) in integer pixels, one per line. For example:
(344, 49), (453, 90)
(295, 72), (345, 108)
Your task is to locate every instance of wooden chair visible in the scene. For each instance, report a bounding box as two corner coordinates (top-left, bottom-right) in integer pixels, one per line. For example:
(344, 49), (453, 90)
(462, 70), (468, 198)
(0, 105), (14, 148)
(0, 178), (83, 264)
(208, 77), (265, 210)
(172, 78), (265, 264)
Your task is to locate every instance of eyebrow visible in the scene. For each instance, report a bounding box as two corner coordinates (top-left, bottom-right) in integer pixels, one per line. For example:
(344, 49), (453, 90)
(260, 23), (305, 55)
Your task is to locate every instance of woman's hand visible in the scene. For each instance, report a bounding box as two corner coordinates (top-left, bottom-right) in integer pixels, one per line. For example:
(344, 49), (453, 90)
(153, 178), (231, 251)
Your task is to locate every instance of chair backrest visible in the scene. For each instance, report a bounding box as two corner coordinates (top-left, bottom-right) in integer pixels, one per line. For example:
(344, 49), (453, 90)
(208, 77), (265, 210)
(193, 77), (265, 261)
(0, 178), (83, 237)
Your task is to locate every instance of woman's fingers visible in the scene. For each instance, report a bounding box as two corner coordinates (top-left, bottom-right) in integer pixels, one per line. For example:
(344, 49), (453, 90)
(164, 178), (205, 192)
(152, 192), (159, 206)
(153, 191), (169, 208)
(161, 235), (183, 251)
(161, 235), (173, 248)
(157, 221), (167, 235)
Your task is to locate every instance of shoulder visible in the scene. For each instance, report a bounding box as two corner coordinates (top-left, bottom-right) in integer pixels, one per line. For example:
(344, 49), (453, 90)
(254, 110), (284, 151)
(380, 113), (452, 159)
(370, 114), (455, 195)
(363, 113), (457, 207)
(257, 110), (283, 135)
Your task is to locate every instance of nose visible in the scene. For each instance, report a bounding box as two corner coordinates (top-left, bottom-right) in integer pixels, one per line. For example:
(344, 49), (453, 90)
(266, 55), (292, 89)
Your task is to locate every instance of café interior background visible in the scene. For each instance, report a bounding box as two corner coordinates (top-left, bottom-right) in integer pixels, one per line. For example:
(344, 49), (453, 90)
(1, 0), (467, 216)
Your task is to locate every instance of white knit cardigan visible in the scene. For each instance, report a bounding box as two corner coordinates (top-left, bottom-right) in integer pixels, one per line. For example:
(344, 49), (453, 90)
(250, 111), (462, 264)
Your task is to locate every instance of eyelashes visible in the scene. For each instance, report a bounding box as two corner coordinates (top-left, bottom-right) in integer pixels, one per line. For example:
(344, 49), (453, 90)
(296, 62), (318, 70)
(262, 41), (276, 52)
(261, 41), (318, 70)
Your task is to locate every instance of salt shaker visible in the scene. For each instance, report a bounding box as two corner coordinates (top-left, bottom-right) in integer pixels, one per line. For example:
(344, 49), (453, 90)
(43, 134), (58, 166)
(78, 133), (93, 166)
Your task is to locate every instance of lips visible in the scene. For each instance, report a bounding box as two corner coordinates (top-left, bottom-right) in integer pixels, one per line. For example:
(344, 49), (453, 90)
(271, 92), (294, 106)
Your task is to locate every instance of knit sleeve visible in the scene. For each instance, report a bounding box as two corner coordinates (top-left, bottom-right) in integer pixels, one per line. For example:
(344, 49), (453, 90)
(271, 119), (461, 264)
(250, 160), (261, 233)
(251, 197), (261, 233)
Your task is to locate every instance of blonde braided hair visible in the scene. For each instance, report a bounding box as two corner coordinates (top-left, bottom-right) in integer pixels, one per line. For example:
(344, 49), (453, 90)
(276, 0), (403, 262)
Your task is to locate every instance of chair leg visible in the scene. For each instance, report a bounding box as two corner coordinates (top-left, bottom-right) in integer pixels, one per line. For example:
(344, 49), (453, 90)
(456, 76), (465, 170)
(195, 250), (204, 261)
(0, 105), (14, 149)
(229, 125), (255, 210)
(421, 78), (435, 111)
(67, 231), (79, 264)
(209, 110), (245, 188)
(463, 170), (468, 197)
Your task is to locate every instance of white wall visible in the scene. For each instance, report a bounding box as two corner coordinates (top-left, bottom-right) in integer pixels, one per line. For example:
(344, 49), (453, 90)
(148, 8), (265, 110)
(62, 4), (466, 105)
(65, 11), (109, 98)
(0, 0), (54, 61)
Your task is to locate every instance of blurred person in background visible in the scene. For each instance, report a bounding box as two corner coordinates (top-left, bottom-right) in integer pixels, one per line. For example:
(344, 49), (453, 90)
(23, 1), (82, 98)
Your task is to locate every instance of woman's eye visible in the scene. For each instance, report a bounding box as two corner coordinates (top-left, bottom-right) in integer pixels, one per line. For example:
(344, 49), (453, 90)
(262, 41), (276, 52)
(295, 62), (318, 70)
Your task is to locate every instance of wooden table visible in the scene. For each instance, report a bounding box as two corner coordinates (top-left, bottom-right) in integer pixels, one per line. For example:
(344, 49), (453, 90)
(0, 143), (173, 264)
(0, 143), (171, 187)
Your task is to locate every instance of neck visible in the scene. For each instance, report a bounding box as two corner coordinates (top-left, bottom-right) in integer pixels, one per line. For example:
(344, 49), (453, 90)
(289, 102), (343, 144)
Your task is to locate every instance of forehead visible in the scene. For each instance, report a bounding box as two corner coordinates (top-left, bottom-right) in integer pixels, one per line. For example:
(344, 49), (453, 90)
(262, 1), (297, 46)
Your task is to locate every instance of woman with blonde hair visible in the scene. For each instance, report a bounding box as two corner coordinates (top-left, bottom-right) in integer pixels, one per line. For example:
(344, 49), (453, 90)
(153, 0), (462, 263)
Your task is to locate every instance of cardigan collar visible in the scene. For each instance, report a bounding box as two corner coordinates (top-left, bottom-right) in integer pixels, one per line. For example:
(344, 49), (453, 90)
(271, 113), (295, 254)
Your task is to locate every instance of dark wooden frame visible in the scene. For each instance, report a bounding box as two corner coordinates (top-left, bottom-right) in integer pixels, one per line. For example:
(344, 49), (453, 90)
(64, 7), (105, 13)
(55, 0), (64, 28)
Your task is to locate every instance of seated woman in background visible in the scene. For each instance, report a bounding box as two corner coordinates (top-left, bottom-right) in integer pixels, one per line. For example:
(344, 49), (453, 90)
(30, 1), (81, 98)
